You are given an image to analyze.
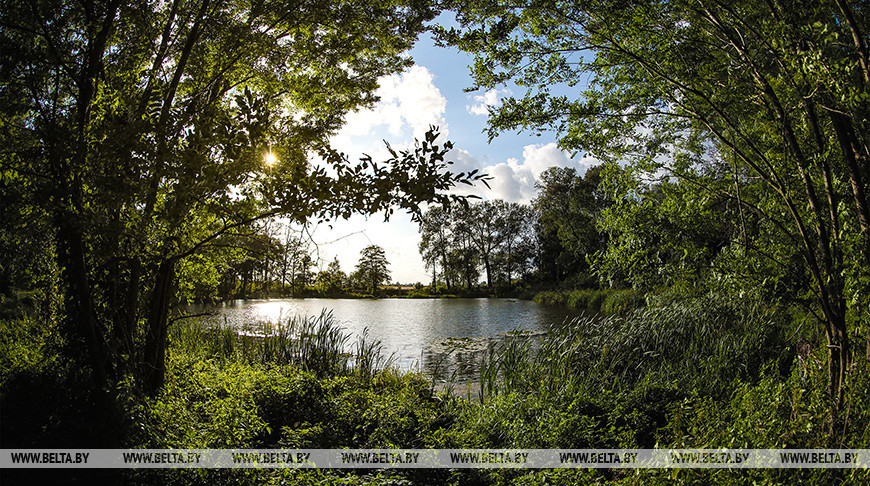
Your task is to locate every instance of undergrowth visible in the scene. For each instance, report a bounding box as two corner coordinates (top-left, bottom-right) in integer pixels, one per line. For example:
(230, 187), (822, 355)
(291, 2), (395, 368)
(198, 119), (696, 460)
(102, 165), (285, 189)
(3, 293), (869, 485)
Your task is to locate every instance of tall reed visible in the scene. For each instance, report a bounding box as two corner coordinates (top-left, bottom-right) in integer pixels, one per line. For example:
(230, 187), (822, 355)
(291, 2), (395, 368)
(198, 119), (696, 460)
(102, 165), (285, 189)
(169, 310), (393, 379)
(478, 291), (790, 403)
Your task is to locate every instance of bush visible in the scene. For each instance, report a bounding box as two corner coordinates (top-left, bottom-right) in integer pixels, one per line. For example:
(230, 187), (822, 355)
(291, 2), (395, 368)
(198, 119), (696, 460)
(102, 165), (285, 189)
(600, 288), (643, 315)
(533, 290), (566, 305)
(534, 288), (645, 315)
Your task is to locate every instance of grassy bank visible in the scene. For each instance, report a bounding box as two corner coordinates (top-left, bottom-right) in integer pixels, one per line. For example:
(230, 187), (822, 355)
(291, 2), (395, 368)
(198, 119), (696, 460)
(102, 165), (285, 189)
(533, 288), (645, 315)
(3, 292), (869, 485)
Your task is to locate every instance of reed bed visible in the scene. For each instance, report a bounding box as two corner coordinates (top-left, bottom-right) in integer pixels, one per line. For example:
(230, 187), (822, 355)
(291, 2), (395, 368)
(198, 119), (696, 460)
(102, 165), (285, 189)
(480, 291), (791, 403)
(169, 309), (394, 379)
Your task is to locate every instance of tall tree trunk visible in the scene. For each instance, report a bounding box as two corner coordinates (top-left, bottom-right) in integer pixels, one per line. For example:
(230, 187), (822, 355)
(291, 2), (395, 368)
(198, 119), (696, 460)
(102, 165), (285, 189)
(824, 310), (850, 432)
(440, 250), (450, 290)
(54, 0), (121, 394)
(506, 244), (513, 290)
(831, 112), (870, 389)
(58, 217), (110, 392)
(831, 313), (849, 405)
(143, 259), (176, 396)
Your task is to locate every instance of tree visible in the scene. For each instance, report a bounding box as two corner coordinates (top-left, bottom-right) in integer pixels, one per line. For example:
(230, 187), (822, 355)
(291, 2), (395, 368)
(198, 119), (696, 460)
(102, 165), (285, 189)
(1, 0), (485, 398)
(418, 200), (538, 290)
(316, 257), (346, 296)
(440, 0), (869, 415)
(457, 201), (506, 288)
(448, 226), (481, 290)
(533, 165), (610, 287)
(288, 253), (312, 293)
(595, 167), (733, 291)
(419, 205), (455, 290)
(354, 245), (390, 295)
(493, 201), (535, 288)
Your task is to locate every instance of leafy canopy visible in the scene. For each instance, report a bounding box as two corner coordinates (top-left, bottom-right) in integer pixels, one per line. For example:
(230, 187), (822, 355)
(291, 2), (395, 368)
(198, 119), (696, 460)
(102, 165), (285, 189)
(0, 0), (488, 394)
(439, 0), (870, 406)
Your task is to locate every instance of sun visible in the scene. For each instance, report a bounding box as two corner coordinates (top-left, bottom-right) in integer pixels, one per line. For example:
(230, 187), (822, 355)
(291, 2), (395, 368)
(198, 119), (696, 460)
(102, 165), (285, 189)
(263, 151), (278, 167)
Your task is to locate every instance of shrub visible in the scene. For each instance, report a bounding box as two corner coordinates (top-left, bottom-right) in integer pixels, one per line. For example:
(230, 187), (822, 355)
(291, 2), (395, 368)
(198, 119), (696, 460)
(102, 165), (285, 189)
(600, 288), (643, 315)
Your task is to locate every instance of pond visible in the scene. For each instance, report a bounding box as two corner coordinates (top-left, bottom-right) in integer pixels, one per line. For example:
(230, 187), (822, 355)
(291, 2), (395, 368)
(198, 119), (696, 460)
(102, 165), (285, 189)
(183, 298), (579, 386)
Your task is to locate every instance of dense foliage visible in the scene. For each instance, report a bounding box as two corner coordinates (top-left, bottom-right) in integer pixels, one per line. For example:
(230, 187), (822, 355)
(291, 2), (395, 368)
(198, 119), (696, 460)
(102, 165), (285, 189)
(352, 245), (392, 295)
(0, 0), (487, 398)
(4, 304), (869, 484)
(419, 200), (537, 291)
(439, 0), (869, 421)
(3, 0), (869, 484)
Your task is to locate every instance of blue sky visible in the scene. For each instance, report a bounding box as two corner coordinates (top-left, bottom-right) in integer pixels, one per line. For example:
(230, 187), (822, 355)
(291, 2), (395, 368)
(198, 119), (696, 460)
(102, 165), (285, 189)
(303, 21), (600, 284)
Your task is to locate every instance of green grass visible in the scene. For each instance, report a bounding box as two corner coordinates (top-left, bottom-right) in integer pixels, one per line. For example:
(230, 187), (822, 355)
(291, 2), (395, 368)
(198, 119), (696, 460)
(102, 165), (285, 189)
(534, 288), (643, 315)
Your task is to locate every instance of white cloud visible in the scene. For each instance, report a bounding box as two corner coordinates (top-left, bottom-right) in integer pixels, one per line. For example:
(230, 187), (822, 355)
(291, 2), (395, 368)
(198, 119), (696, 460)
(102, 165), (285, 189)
(576, 152), (604, 174)
(487, 162), (531, 202)
(466, 88), (510, 116)
(443, 142), (602, 204)
(337, 65), (447, 142)
(519, 143), (573, 179)
(446, 147), (483, 176)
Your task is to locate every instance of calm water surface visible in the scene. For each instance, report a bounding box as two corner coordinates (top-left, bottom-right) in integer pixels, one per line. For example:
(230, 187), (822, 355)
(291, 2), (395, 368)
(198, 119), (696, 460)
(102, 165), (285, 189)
(186, 298), (579, 382)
